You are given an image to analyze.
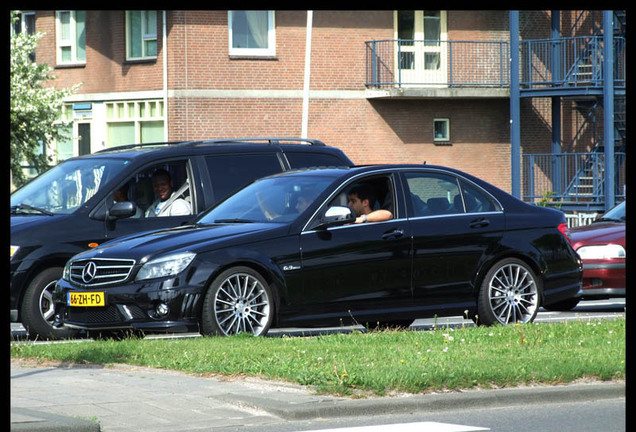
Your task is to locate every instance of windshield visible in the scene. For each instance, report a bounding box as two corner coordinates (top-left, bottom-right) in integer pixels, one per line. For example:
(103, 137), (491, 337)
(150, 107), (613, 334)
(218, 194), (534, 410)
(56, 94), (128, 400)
(11, 158), (131, 215)
(597, 201), (625, 222)
(198, 173), (337, 224)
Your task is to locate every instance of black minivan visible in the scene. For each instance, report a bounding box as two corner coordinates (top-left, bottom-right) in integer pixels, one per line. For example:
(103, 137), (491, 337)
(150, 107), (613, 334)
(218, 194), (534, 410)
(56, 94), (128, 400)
(10, 138), (353, 339)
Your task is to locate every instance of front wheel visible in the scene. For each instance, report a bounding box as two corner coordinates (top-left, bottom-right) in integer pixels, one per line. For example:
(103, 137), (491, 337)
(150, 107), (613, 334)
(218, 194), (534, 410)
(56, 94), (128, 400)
(476, 258), (541, 326)
(21, 267), (79, 340)
(200, 267), (274, 336)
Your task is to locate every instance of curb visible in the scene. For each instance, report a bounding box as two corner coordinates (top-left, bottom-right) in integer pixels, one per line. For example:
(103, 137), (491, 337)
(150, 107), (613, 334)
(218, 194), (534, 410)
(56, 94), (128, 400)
(222, 381), (626, 420)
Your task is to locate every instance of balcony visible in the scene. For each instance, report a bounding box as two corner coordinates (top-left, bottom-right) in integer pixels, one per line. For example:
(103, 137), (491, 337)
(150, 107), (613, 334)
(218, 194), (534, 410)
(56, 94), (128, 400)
(364, 39), (510, 98)
(522, 152), (626, 211)
(519, 36), (626, 97)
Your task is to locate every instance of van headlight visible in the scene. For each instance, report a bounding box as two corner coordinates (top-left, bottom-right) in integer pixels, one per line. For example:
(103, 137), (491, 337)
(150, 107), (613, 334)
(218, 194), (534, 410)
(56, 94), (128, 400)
(577, 244), (625, 260)
(135, 252), (196, 281)
(10, 245), (20, 260)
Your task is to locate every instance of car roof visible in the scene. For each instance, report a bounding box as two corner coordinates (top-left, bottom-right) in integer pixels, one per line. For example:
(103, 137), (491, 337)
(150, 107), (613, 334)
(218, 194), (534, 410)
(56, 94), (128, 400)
(66, 138), (351, 163)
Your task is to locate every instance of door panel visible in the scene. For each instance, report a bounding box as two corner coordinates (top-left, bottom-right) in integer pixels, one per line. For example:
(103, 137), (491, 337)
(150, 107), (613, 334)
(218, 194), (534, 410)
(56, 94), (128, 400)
(403, 171), (505, 313)
(299, 220), (412, 324)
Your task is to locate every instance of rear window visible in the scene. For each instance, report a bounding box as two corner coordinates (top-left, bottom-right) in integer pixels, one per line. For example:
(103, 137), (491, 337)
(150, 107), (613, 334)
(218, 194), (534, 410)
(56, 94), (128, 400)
(205, 153), (284, 203)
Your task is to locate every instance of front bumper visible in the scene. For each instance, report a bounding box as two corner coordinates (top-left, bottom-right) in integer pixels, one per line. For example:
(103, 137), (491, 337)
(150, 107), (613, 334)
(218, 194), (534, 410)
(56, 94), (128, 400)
(54, 277), (205, 333)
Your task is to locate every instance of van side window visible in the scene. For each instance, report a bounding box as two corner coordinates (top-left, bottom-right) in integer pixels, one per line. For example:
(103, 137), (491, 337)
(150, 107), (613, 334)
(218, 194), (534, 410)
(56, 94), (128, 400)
(121, 161), (193, 218)
(204, 153), (284, 203)
(285, 152), (348, 169)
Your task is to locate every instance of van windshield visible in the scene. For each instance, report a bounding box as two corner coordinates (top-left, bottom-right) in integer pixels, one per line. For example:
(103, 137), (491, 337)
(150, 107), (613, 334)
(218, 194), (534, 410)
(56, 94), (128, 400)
(11, 158), (131, 215)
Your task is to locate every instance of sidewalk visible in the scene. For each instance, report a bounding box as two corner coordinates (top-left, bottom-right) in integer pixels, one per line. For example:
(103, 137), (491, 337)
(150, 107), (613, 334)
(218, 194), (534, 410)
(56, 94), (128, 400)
(10, 360), (625, 432)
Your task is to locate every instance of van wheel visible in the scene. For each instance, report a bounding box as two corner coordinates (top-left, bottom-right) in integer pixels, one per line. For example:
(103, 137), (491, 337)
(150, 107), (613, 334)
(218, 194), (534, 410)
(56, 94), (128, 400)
(21, 267), (79, 340)
(200, 267), (274, 336)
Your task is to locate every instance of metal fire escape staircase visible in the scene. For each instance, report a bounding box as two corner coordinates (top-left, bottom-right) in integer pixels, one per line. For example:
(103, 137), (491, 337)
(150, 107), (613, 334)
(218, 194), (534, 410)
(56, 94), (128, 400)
(522, 11), (626, 211)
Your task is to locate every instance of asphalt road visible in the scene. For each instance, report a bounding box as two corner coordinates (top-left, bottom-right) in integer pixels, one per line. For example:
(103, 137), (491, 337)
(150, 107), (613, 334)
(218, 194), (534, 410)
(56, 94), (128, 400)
(9, 298), (626, 341)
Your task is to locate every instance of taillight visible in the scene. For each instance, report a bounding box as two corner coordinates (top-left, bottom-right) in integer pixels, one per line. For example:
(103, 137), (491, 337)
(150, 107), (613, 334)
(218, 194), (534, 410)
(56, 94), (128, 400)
(558, 222), (572, 244)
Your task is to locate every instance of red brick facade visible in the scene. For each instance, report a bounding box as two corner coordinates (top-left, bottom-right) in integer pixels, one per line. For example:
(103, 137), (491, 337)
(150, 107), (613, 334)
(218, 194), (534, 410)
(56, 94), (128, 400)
(30, 10), (599, 194)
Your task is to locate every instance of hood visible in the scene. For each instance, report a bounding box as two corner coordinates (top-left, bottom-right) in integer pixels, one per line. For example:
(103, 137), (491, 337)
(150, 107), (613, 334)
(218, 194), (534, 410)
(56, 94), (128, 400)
(74, 222), (287, 261)
(11, 214), (60, 230)
(570, 221), (625, 250)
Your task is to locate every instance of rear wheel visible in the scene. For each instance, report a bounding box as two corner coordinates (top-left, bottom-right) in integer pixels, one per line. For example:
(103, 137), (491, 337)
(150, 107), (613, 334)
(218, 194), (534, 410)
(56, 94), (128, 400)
(476, 258), (540, 325)
(21, 267), (79, 340)
(200, 267), (274, 336)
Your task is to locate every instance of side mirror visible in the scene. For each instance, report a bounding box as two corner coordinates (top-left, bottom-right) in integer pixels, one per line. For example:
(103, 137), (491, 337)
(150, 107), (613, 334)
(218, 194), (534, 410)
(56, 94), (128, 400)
(108, 201), (137, 220)
(317, 205), (356, 229)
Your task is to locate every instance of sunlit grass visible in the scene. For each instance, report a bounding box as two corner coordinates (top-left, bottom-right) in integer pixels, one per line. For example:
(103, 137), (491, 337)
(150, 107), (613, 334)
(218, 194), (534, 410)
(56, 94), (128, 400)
(12, 318), (625, 397)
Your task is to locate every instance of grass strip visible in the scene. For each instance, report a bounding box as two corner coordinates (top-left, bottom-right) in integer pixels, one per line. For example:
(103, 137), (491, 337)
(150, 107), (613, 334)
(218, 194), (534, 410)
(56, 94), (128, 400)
(12, 318), (625, 397)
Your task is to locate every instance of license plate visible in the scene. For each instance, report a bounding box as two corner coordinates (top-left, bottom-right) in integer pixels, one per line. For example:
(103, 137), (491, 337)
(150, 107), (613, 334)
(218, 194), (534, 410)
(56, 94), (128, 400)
(67, 292), (106, 307)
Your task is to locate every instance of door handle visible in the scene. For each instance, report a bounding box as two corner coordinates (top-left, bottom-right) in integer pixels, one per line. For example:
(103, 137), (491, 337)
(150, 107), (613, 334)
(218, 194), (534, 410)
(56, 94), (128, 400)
(382, 228), (404, 240)
(469, 218), (490, 229)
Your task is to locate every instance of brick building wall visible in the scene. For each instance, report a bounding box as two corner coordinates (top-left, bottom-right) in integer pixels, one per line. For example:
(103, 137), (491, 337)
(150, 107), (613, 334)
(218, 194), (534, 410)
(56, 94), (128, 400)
(30, 10), (606, 194)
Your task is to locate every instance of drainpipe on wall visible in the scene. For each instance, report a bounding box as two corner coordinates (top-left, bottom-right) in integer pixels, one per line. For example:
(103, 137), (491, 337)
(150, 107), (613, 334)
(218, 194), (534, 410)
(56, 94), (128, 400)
(163, 11), (169, 141)
(301, 10), (313, 139)
(509, 11), (521, 199)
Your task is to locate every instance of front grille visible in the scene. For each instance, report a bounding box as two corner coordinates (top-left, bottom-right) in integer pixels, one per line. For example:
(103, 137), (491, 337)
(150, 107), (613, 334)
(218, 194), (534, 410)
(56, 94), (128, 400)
(69, 258), (136, 287)
(65, 304), (146, 325)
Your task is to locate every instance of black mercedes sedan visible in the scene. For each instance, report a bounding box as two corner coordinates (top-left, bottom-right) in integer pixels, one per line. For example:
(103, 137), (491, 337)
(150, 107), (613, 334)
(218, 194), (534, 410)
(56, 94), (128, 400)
(54, 165), (582, 336)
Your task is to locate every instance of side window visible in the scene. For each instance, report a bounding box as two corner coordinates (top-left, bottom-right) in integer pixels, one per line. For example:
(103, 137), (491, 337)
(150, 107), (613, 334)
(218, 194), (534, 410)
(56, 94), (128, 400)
(56, 10), (86, 65)
(404, 172), (461, 217)
(458, 180), (498, 213)
(114, 161), (193, 218)
(285, 152), (348, 169)
(204, 153), (284, 204)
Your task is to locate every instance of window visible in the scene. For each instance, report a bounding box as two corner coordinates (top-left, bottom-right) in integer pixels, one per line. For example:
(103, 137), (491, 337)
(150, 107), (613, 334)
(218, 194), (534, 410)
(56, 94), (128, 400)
(106, 100), (164, 147)
(228, 11), (275, 57)
(126, 11), (157, 60)
(205, 153), (284, 203)
(285, 152), (348, 169)
(433, 118), (450, 141)
(405, 172), (461, 216)
(56, 10), (85, 65)
(405, 172), (499, 217)
(458, 180), (498, 213)
(13, 11), (35, 35)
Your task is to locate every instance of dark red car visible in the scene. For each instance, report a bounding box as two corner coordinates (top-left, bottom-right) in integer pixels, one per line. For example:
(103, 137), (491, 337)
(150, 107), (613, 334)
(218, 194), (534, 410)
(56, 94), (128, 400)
(567, 201), (625, 307)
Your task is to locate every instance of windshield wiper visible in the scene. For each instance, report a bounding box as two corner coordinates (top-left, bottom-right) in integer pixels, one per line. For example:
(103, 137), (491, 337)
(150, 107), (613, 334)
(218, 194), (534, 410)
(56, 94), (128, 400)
(11, 204), (54, 216)
(213, 218), (255, 224)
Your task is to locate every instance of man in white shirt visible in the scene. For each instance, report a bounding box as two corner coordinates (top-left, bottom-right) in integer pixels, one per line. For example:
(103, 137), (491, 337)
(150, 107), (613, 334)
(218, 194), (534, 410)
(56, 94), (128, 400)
(145, 169), (191, 217)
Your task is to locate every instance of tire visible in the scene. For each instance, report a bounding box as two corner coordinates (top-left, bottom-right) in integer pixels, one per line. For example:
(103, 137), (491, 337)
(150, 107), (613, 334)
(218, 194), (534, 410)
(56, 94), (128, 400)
(21, 267), (79, 340)
(200, 266), (274, 336)
(476, 258), (541, 326)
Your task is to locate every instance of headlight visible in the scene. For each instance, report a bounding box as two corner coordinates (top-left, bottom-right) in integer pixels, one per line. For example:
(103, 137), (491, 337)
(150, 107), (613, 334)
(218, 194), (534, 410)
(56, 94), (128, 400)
(577, 244), (625, 260)
(135, 252), (196, 281)
(10, 245), (19, 260)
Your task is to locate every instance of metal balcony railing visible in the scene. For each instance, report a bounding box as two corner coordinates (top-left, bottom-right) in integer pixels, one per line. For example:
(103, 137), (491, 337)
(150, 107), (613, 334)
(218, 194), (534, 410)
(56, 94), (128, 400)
(365, 40), (510, 88)
(520, 36), (626, 91)
(365, 37), (625, 91)
(522, 152), (626, 209)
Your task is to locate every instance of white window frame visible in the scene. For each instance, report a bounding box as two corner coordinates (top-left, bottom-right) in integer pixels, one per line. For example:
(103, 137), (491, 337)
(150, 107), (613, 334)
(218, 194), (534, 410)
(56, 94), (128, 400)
(56, 10), (86, 65)
(228, 10), (276, 57)
(105, 100), (165, 146)
(126, 11), (158, 60)
(433, 118), (450, 141)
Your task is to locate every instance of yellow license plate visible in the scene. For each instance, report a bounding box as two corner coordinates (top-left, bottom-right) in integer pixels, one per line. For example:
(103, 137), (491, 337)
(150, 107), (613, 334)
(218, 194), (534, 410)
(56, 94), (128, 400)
(67, 292), (106, 307)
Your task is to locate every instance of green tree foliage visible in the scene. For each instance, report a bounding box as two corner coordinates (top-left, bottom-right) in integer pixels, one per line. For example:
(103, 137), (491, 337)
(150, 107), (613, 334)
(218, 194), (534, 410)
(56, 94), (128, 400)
(10, 11), (79, 188)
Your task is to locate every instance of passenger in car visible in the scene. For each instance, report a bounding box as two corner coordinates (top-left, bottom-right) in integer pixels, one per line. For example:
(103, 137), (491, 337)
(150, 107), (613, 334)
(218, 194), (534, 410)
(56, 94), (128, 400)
(114, 184), (142, 218)
(145, 169), (191, 217)
(347, 184), (393, 223)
